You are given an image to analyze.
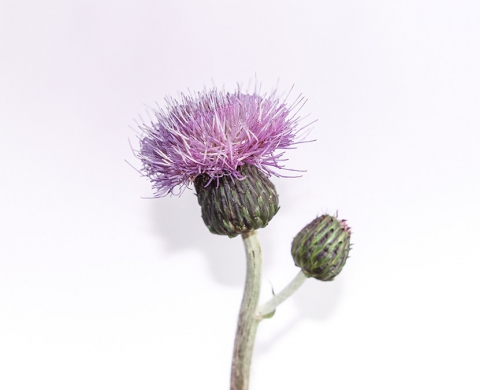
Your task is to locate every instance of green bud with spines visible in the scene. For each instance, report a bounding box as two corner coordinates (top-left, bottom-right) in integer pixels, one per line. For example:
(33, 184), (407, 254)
(291, 214), (352, 281)
(194, 164), (279, 238)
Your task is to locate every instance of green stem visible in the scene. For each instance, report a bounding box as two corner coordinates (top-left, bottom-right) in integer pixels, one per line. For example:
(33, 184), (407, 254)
(230, 230), (262, 390)
(256, 271), (308, 318)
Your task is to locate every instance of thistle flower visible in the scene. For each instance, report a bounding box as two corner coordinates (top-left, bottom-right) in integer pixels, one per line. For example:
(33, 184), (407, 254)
(137, 86), (311, 236)
(138, 86), (308, 197)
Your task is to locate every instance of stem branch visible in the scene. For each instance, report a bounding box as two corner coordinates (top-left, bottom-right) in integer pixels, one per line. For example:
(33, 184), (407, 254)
(256, 271), (307, 318)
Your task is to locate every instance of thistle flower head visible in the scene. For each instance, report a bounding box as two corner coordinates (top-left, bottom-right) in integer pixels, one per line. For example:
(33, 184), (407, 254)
(137, 86), (309, 197)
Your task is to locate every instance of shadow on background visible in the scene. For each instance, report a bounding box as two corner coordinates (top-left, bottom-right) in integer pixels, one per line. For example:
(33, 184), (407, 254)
(292, 277), (344, 320)
(147, 191), (245, 287)
(255, 277), (344, 355)
(147, 184), (345, 352)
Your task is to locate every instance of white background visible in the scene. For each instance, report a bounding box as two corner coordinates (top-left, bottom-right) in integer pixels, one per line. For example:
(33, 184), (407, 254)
(1, 1), (479, 389)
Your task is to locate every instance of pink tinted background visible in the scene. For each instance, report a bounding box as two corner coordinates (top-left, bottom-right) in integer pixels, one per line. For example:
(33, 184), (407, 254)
(1, 1), (479, 389)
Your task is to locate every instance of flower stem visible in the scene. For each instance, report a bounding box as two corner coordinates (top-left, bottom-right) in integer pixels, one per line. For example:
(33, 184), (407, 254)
(256, 271), (308, 319)
(230, 230), (262, 390)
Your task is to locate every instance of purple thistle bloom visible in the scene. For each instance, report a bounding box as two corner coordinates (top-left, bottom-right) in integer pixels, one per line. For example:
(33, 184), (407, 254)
(138, 86), (310, 197)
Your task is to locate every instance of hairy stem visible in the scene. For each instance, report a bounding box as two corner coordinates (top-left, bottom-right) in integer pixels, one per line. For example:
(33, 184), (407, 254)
(256, 271), (308, 318)
(230, 230), (262, 390)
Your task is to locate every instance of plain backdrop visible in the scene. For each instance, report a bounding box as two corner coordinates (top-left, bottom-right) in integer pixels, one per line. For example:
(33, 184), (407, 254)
(1, 1), (479, 389)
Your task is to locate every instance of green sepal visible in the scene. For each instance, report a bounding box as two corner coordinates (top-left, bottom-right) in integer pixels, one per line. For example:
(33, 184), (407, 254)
(194, 164), (279, 237)
(261, 309), (276, 319)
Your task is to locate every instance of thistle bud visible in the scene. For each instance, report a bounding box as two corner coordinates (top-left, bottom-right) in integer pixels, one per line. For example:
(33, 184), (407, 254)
(194, 164), (279, 238)
(291, 214), (351, 281)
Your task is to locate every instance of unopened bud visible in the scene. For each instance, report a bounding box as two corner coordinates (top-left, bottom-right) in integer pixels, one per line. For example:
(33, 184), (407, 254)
(291, 214), (352, 281)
